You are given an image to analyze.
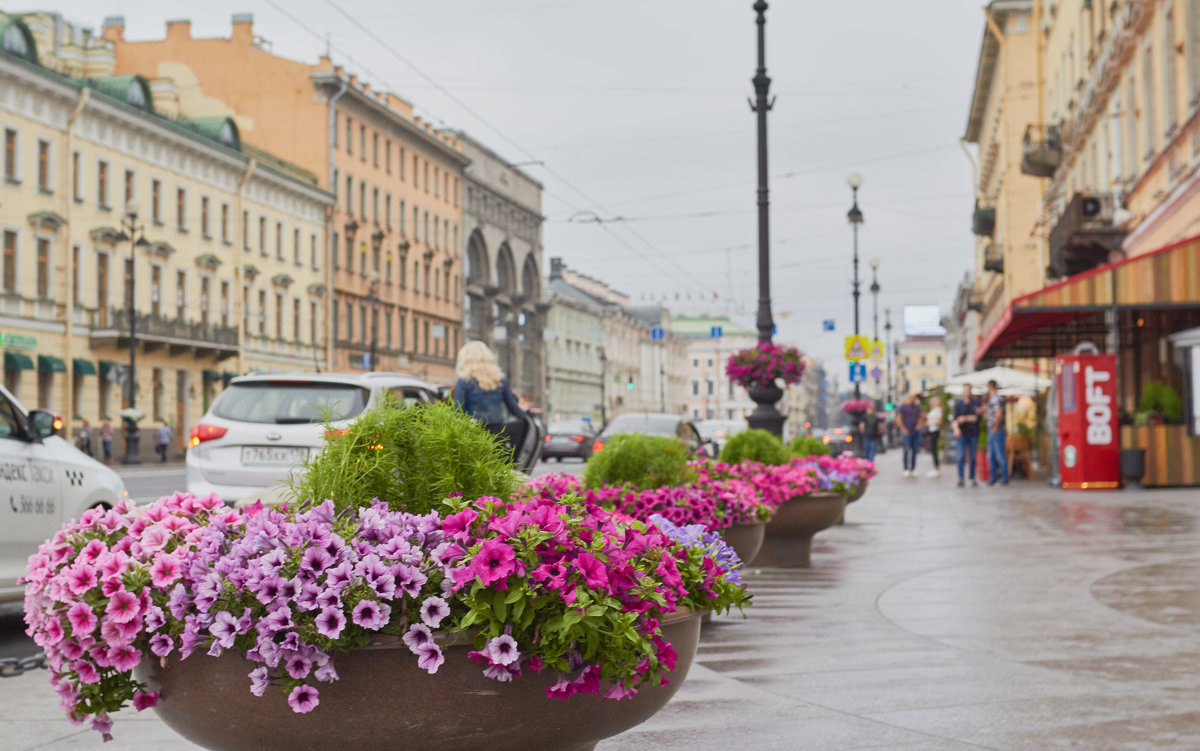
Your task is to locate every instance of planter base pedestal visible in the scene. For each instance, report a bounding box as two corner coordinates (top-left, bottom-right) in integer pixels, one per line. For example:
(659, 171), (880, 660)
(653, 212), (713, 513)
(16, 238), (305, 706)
(752, 492), (846, 567)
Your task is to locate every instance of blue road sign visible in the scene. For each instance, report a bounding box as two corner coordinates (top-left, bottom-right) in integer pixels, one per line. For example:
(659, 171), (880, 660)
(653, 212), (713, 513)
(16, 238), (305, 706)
(822, 319), (835, 332)
(849, 362), (867, 384)
(651, 326), (664, 341)
(710, 326), (723, 338)
(772, 324), (777, 336)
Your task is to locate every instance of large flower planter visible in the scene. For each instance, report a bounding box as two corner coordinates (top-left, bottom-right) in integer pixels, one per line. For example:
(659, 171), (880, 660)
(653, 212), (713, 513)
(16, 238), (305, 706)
(751, 491), (846, 567)
(719, 521), (765, 565)
(845, 482), (868, 504)
(136, 609), (701, 751)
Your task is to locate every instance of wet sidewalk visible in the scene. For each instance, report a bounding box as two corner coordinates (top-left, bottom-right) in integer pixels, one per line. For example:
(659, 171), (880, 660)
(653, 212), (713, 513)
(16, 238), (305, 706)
(4, 461), (1199, 750)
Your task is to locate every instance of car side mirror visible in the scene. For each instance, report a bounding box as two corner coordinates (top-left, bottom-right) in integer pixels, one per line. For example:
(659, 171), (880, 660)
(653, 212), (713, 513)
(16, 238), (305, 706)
(29, 409), (62, 440)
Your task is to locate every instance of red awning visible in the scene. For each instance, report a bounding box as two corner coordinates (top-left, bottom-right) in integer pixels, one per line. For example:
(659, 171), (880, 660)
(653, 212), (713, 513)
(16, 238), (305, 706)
(975, 234), (1200, 362)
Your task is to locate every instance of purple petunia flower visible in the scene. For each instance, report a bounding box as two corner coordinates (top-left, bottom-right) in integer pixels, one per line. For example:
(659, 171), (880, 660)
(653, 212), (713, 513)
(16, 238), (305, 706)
(484, 634), (520, 666)
(287, 684), (320, 714)
(351, 599), (390, 630)
(415, 642), (443, 674)
(418, 596), (449, 628)
(402, 623), (433, 652)
(248, 666), (269, 697)
(314, 606), (346, 639)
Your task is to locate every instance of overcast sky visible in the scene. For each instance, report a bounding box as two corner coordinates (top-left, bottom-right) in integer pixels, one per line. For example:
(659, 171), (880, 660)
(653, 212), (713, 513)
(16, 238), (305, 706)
(52, 0), (985, 373)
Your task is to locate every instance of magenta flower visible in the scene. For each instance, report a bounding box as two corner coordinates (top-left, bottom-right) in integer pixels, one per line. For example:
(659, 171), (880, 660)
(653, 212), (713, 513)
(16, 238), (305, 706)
(65, 564), (98, 596)
(457, 539), (517, 589)
(148, 555), (181, 588)
(132, 691), (159, 711)
(248, 666), (270, 697)
(104, 590), (140, 625)
(574, 553), (610, 591)
(285, 653), (313, 680)
(402, 623), (433, 651)
(66, 602), (97, 636)
(287, 684), (320, 714)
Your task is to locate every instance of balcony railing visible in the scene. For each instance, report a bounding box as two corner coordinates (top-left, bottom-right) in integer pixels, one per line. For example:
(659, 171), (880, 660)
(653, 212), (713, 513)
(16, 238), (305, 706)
(1047, 193), (1127, 279)
(89, 308), (239, 361)
(1021, 124), (1062, 178)
(983, 243), (1004, 274)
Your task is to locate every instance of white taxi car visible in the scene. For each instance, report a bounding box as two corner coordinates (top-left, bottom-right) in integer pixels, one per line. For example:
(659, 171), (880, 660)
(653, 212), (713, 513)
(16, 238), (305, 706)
(0, 385), (128, 602)
(185, 372), (439, 502)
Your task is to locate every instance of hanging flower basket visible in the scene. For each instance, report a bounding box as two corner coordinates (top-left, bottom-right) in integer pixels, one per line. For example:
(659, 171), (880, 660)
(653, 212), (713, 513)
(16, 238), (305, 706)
(725, 343), (805, 390)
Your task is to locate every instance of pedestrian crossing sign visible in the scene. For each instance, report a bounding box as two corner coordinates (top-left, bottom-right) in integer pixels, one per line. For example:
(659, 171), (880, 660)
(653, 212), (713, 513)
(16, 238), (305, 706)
(844, 336), (869, 361)
(868, 339), (886, 361)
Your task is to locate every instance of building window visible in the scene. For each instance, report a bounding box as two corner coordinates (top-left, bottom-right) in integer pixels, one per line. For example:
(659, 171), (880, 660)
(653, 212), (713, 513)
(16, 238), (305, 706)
(360, 124), (366, 161)
(359, 304), (367, 345)
(221, 203), (230, 243)
(1164, 8), (1180, 135)
(259, 216), (267, 255)
(36, 139), (50, 192)
(242, 210), (250, 250)
(72, 151), (81, 201)
(345, 175), (353, 213)
(399, 252), (407, 288)
(386, 140), (392, 173)
(201, 196), (211, 238)
(276, 292), (284, 339)
(35, 237), (50, 298)
(386, 193), (392, 229)
(149, 265), (162, 317)
(175, 270), (186, 320)
(373, 187), (380, 224)
(220, 281), (230, 326)
(346, 232), (354, 272)
(311, 233), (319, 270)
(359, 181), (366, 219)
(294, 228), (301, 266)
(691, 380), (699, 396)
(345, 300), (353, 341)
(242, 285), (250, 333)
(97, 160), (109, 208)
(276, 221), (283, 259)
(4, 128), (17, 182)
(71, 244), (81, 304)
(199, 276), (210, 326)
(399, 199), (406, 235)
(310, 301), (319, 344)
(1142, 39), (1157, 159)
(706, 380), (714, 396)
(123, 169), (134, 207)
(373, 133), (379, 166)
(332, 231), (340, 270)
(258, 290), (267, 336)
(346, 116), (352, 154)
(398, 313), (406, 351)
(176, 187), (187, 231)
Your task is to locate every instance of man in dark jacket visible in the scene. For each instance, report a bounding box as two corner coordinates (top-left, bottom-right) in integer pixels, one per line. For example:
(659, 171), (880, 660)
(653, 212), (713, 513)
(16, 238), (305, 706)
(952, 385), (983, 487)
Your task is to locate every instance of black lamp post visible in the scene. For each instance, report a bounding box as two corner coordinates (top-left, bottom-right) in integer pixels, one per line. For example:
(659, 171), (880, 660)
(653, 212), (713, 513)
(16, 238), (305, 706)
(869, 257), (881, 400)
(115, 203), (150, 465)
(884, 305), (894, 406)
(598, 349), (608, 426)
(366, 270), (380, 371)
(745, 0), (785, 438)
(847, 173), (864, 399)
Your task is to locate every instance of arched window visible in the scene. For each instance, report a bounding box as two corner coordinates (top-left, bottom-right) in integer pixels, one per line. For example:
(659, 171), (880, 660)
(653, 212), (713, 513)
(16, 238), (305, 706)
(126, 79), (148, 110)
(1, 21), (37, 64)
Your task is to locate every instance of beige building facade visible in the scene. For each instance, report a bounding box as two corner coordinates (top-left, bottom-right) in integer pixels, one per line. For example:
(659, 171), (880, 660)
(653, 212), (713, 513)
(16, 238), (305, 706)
(965, 0), (1047, 343)
(895, 337), (948, 397)
(0, 14), (332, 460)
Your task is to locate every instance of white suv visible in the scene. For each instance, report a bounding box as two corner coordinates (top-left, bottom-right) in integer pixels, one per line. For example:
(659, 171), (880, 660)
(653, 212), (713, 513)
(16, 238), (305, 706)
(185, 372), (439, 502)
(0, 385), (128, 602)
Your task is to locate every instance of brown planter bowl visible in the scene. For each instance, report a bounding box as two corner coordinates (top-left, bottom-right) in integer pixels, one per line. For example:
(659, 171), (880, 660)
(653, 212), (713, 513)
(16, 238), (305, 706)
(719, 521), (765, 565)
(751, 491), (846, 567)
(137, 609), (701, 751)
(845, 482), (867, 504)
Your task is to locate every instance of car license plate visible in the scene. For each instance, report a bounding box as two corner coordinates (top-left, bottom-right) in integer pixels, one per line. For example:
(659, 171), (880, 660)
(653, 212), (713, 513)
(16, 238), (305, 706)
(241, 446), (308, 465)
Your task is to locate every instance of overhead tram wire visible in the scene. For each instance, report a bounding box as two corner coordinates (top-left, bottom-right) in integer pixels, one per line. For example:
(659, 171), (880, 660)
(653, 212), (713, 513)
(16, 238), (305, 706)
(315, 0), (718, 297)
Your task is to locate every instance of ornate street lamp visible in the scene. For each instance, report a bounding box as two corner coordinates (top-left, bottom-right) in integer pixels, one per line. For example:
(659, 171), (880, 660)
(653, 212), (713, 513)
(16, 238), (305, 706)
(847, 172), (864, 399)
(114, 202), (151, 465)
(745, 0), (785, 437)
(869, 257), (881, 399)
(598, 349), (608, 426)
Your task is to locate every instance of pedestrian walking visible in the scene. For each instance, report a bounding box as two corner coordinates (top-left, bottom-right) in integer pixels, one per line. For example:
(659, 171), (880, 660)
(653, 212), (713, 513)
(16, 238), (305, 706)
(156, 420), (174, 463)
(897, 394), (923, 477)
(75, 419), (93, 457)
(451, 341), (527, 457)
(925, 396), (943, 478)
(985, 379), (1010, 486)
(99, 418), (113, 464)
(952, 385), (982, 487)
(859, 406), (880, 462)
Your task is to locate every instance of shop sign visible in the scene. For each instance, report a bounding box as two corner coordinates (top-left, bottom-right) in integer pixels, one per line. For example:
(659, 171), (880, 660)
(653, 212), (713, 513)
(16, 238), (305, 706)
(0, 332), (37, 350)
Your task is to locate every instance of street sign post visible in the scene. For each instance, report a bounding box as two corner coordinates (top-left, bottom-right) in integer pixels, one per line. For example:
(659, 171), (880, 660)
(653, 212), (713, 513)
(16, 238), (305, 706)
(822, 319), (835, 332)
(849, 362), (867, 383)
(710, 326), (723, 338)
(867, 339), (886, 361)
(651, 327), (664, 341)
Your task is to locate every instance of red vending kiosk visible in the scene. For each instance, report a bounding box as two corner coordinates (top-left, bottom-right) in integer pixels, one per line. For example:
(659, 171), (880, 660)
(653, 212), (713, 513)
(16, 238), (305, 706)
(1056, 353), (1120, 489)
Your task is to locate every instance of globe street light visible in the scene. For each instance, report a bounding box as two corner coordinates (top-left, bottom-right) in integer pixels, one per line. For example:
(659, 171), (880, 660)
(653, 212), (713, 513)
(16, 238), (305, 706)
(847, 173), (864, 399)
(114, 201), (150, 465)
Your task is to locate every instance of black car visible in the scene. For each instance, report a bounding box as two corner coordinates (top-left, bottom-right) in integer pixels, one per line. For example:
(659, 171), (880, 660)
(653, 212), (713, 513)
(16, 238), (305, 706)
(593, 413), (705, 456)
(542, 420), (598, 462)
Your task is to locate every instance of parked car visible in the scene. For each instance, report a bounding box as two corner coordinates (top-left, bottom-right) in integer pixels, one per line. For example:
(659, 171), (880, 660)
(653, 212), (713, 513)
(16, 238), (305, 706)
(0, 385), (128, 602)
(593, 413), (706, 456)
(542, 420), (597, 462)
(817, 427), (857, 453)
(696, 418), (747, 455)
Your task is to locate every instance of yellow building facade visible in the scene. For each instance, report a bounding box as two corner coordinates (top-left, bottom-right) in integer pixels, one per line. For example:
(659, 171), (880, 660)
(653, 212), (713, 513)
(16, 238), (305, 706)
(0, 14), (332, 460)
(965, 1), (1047, 342)
(104, 15), (467, 385)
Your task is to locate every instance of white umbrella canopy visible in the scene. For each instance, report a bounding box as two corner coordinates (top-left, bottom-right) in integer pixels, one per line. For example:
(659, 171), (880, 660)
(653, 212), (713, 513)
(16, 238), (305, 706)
(939, 366), (1046, 396)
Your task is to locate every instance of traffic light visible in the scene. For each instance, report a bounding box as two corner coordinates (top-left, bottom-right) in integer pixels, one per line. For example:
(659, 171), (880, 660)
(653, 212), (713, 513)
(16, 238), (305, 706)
(885, 400), (895, 411)
(626, 376), (634, 391)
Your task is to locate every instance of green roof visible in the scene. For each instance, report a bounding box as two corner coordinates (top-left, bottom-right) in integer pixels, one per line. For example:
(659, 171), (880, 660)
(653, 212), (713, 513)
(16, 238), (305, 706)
(83, 75), (155, 116)
(178, 117), (240, 150)
(0, 17), (38, 66)
(668, 315), (757, 338)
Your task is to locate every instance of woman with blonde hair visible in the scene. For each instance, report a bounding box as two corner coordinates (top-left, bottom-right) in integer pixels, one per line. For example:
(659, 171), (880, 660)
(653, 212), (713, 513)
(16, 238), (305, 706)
(452, 341), (526, 430)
